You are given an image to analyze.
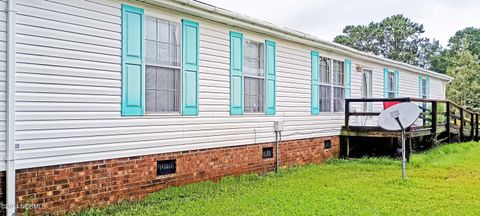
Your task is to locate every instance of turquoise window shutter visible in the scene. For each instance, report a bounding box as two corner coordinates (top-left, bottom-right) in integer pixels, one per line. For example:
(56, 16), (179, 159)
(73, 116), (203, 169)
(182, 19), (199, 116)
(345, 59), (352, 98)
(265, 40), (276, 115)
(311, 51), (319, 115)
(418, 75), (423, 98)
(230, 32), (244, 115)
(394, 70), (399, 97)
(121, 4), (144, 116)
(426, 76), (430, 98)
(383, 68), (389, 98)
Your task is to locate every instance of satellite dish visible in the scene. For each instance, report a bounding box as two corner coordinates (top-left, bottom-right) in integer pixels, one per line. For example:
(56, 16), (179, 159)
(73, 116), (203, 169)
(377, 102), (420, 180)
(378, 102), (420, 131)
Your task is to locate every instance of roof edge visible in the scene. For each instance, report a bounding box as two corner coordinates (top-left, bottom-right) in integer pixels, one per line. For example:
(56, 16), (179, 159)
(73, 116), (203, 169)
(142, 0), (453, 81)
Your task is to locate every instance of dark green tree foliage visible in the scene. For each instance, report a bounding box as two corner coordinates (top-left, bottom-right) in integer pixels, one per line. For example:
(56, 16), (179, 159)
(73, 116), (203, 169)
(446, 41), (480, 112)
(334, 14), (442, 70)
(449, 27), (480, 57)
(431, 27), (480, 73)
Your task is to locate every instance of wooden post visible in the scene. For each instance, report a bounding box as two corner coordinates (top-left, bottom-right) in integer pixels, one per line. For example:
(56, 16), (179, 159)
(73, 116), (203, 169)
(460, 108), (464, 142)
(345, 99), (350, 129)
(422, 103), (426, 126)
(431, 101), (437, 135)
(470, 112), (475, 141)
(346, 137), (350, 159)
(476, 113), (479, 141)
(409, 134), (413, 158)
(445, 101), (451, 142)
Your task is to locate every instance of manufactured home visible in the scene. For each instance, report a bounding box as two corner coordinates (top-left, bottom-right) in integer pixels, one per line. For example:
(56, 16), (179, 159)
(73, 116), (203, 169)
(0, 0), (454, 214)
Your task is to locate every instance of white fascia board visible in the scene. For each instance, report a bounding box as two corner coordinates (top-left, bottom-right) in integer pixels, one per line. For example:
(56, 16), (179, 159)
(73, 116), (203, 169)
(141, 0), (452, 82)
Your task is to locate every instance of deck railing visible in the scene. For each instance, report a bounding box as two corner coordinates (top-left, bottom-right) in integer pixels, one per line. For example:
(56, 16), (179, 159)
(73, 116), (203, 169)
(344, 97), (479, 141)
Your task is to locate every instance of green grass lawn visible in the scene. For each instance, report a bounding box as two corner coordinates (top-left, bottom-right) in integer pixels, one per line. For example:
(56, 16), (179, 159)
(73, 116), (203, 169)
(78, 142), (480, 216)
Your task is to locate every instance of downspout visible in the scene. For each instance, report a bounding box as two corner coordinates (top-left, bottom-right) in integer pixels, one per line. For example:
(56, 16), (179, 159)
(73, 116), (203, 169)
(5, 0), (16, 215)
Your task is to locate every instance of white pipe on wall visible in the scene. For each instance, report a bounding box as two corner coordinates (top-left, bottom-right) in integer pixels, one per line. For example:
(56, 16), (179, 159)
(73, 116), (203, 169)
(5, 0), (16, 215)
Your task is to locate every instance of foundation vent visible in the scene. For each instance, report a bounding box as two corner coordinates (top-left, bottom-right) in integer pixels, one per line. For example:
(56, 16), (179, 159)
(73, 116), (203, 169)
(324, 140), (332, 149)
(262, 147), (274, 159)
(157, 159), (176, 176)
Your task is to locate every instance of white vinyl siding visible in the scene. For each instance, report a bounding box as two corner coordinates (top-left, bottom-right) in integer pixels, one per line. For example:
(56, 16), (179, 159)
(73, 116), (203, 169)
(0, 0), (6, 170)
(7, 0), (449, 170)
(430, 78), (446, 99)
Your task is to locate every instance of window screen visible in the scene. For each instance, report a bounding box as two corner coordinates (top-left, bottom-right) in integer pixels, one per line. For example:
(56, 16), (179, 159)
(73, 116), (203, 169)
(319, 85), (331, 112)
(145, 16), (181, 113)
(146, 67), (180, 112)
(320, 58), (331, 84)
(244, 40), (265, 77)
(244, 40), (265, 113)
(333, 87), (345, 112)
(319, 58), (332, 112)
(333, 60), (344, 86)
(244, 77), (264, 112)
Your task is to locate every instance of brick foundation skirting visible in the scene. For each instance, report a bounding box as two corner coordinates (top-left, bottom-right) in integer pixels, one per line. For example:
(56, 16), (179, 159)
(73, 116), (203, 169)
(5, 136), (339, 215)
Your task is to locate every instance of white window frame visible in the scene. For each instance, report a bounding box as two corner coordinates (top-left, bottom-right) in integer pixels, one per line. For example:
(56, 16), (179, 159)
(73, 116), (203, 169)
(332, 59), (345, 112)
(319, 57), (332, 113)
(388, 71), (396, 98)
(243, 39), (265, 113)
(421, 77), (428, 99)
(361, 68), (373, 112)
(144, 15), (182, 115)
(319, 57), (346, 114)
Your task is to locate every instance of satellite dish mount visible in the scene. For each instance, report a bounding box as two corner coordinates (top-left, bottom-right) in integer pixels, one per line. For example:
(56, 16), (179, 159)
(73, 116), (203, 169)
(378, 102), (420, 179)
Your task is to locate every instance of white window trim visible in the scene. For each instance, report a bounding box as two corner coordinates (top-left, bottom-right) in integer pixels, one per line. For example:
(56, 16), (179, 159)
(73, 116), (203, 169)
(421, 77), (428, 99)
(332, 59), (345, 113)
(243, 38), (266, 114)
(144, 15), (183, 116)
(387, 71), (396, 98)
(319, 57), (346, 114)
(361, 68), (374, 112)
(319, 57), (332, 113)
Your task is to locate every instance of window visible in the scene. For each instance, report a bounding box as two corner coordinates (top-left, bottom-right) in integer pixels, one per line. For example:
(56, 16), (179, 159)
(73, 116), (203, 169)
(319, 57), (331, 112)
(318, 57), (345, 112)
(388, 71), (396, 98)
(333, 60), (345, 112)
(244, 40), (265, 113)
(421, 78), (427, 99)
(145, 16), (181, 113)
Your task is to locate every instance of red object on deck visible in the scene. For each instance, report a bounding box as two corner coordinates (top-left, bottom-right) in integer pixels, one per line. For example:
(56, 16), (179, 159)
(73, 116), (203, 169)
(383, 101), (401, 109)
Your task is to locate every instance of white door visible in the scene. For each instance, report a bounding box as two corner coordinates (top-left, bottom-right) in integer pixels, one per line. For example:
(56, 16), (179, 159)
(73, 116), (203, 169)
(362, 69), (373, 112)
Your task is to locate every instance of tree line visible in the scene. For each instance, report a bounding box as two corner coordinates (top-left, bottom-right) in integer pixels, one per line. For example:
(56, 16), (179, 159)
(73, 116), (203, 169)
(333, 15), (479, 111)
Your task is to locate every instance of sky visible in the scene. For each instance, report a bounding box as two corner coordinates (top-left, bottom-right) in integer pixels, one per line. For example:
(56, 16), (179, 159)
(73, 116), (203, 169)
(199, 0), (480, 47)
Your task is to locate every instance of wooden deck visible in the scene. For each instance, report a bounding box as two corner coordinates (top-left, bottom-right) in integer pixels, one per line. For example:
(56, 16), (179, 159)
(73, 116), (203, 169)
(341, 97), (479, 158)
